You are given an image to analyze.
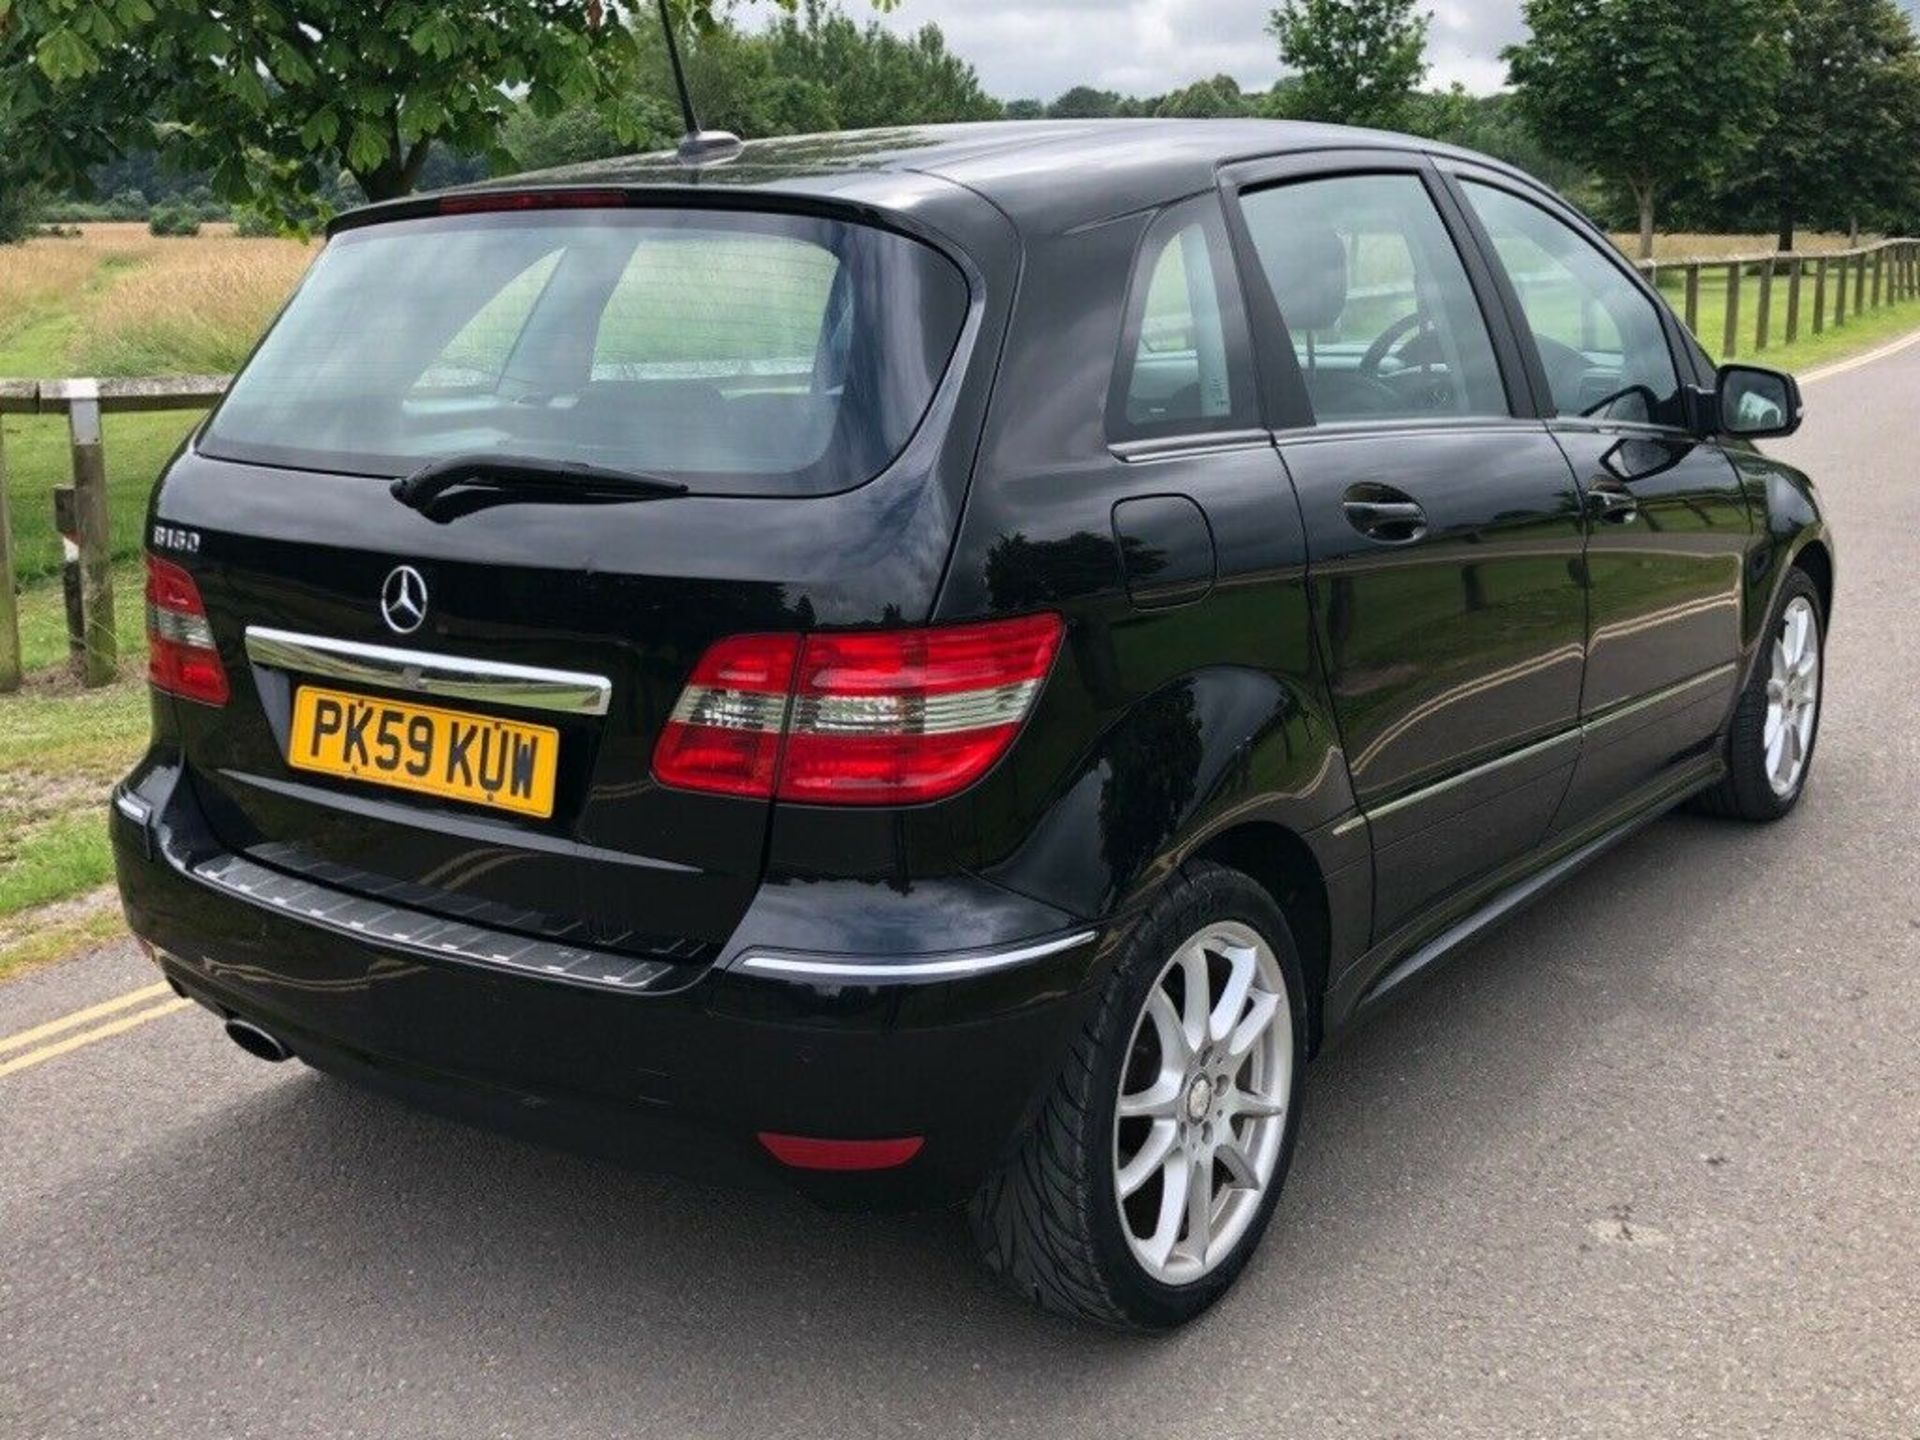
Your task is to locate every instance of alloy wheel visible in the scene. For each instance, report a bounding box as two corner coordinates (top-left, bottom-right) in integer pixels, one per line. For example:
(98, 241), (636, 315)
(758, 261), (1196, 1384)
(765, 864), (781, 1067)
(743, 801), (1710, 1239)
(1763, 594), (1821, 798)
(1112, 921), (1293, 1286)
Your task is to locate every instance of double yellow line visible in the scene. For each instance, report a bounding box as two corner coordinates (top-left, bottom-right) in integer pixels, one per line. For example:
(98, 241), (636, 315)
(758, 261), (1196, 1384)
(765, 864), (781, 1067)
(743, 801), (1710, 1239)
(0, 982), (191, 1080)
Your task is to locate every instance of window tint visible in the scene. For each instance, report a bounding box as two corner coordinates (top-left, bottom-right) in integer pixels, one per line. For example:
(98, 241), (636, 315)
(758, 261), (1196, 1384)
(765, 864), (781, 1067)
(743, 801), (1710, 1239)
(1110, 201), (1253, 440)
(199, 208), (969, 496)
(1461, 182), (1682, 426)
(1240, 173), (1507, 424)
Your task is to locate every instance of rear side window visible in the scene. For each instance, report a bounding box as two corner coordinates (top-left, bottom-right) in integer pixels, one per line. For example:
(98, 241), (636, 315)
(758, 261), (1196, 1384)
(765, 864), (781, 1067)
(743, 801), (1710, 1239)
(1109, 199), (1256, 441)
(1239, 173), (1508, 425)
(1460, 181), (1683, 426)
(199, 208), (970, 496)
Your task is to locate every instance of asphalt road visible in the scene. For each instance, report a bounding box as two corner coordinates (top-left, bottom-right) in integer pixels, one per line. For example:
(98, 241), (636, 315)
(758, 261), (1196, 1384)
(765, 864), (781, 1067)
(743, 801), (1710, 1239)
(4, 337), (1918, 1440)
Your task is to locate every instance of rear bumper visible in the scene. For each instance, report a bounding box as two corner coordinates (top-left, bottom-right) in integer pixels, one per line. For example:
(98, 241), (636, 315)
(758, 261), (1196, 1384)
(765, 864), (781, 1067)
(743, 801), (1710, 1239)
(111, 758), (1109, 1209)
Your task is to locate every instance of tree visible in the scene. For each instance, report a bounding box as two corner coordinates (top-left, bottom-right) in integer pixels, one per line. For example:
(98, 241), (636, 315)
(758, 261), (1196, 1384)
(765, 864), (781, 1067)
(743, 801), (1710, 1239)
(1505, 0), (1788, 258)
(1047, 85), (1124, 119)
(0, 0), (894, 227)
(762, 4), (1000, 129)
(1154, 75), (1254, 118)
(1267, 0), (1431, 131)
(1714, 0), (1920, 249)
(1003, 98), (1046, 120)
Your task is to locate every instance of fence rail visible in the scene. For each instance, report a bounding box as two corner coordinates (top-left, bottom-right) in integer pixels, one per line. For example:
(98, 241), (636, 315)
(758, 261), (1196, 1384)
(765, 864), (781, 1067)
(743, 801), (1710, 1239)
(3, 238), (1920, 692)
(1632, 237), (1920, 358)
(0, 377), (228, 691)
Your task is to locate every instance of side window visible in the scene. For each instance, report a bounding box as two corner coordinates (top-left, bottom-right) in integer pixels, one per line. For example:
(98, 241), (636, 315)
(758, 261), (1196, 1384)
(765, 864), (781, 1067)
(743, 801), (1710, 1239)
(1109, 200), (1255, 441)
(1239, 173), (1508, 425)
(1461, 181), (1682, 427)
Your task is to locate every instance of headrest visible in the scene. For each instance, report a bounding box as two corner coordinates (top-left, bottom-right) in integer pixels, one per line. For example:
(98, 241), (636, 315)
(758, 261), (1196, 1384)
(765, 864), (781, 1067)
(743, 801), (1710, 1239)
(1264, 223), (1348, 335)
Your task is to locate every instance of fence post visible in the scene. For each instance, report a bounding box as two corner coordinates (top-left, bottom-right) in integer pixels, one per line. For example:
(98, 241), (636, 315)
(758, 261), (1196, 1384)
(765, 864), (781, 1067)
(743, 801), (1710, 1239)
(0, 412), (18, 693)
(1785, 257), (1803, 344)
(1683, 263), (1700, 335)
(1872, 247), (1885, 309)
(1723, 261), (1742, 357)
(65, 381), (117, 688)
(1834, 254), (1849, 326)
(1813, 257), (1828, 334)
(1853, 250), (1867, 314)
(1754, 257), (1774, 352)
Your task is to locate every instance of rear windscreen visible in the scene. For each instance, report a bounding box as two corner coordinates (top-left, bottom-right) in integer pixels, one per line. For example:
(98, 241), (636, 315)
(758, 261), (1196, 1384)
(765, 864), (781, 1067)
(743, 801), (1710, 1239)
(198, 207), (971, 496)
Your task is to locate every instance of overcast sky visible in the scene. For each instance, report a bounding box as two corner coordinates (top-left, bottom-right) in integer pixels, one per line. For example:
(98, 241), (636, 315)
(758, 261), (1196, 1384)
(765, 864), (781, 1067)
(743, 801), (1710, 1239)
(795, 0), (1526, 101)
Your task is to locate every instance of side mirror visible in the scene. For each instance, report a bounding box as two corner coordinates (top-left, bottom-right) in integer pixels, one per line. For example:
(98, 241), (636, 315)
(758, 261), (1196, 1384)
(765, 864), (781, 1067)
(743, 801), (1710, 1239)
(1717, 364), (1802, 439)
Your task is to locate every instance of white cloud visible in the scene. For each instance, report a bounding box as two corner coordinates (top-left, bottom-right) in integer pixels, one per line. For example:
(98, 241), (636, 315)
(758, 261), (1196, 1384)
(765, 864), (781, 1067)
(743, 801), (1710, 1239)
(747, 0), (1530, 101)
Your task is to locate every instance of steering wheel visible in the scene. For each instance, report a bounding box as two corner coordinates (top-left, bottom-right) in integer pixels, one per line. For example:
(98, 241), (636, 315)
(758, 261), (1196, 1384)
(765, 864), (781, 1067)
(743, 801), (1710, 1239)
(1359, 311), (1435, 378)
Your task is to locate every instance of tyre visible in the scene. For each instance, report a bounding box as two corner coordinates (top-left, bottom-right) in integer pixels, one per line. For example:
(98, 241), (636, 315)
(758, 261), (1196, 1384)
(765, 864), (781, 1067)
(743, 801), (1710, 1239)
(1692, 567), (1825, 822)
(968, 861), (1307, 1330)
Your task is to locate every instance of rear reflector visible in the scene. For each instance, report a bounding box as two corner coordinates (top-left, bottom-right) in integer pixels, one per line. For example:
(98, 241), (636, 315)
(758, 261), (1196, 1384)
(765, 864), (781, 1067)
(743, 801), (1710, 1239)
(652, 614), (1063, 805)
(146, 553), (228, 705)
(757, 1133), (925, 1172)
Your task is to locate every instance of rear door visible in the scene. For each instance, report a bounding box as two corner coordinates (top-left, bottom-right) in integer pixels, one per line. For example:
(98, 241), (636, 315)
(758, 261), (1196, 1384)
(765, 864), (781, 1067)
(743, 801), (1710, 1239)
(1443, 167), (1751, 832)
(157, 197), (978, 970)
(1224, 153), (1590, 945)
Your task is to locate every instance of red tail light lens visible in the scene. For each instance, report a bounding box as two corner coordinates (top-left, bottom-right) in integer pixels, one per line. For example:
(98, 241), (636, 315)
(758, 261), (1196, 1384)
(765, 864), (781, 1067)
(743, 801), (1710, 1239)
(780, 615), (1063, 804)
(652, 614), (1063, 805)
(145, 553), (228, 705)
(651, 633), (800, 798)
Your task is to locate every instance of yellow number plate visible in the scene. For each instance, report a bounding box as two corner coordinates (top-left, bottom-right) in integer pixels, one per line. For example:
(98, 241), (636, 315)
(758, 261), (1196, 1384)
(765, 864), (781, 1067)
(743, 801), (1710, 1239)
(287, 686), (559, 819)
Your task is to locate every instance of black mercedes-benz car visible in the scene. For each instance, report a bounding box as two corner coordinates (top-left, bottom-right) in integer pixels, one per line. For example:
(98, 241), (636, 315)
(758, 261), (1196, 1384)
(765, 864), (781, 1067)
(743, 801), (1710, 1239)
(113, 120), (1831, 1329)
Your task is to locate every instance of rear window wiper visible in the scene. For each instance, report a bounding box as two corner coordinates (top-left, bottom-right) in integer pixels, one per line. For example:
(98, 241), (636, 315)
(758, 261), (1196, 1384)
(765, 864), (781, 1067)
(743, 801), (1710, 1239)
(391, 455), (689, 514)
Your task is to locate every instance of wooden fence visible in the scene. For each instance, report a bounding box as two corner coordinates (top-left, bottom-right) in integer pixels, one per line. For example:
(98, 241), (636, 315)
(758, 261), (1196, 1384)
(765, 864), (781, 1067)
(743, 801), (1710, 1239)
(2, 235), (1919, 693)
(0, 376), (228, 691)
(1633, 237), (1920, 358)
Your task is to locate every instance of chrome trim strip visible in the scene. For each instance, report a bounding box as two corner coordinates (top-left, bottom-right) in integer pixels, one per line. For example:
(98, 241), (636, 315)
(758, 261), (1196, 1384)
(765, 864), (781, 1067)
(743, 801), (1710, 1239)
(738, 928), (1098, 982)
(1365, 727), (1581, 826)
(1581, 663), (1738, 735)
(244, 626), (612, 718)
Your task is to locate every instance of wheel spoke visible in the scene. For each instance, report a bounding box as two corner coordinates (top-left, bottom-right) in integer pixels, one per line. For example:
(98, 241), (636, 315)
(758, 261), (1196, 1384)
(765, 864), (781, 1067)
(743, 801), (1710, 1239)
(1143, 1150), (1190, 1270)
(1216, 1138), (1260, 1189)
(1177, 944), (1211, 1055)
(1208, 941), (1258, 1044)
(1762, 707), (1782, 750)
(1225, 1084), (1286, 1119)
(1116, 1119), (1178, 1199)
(1118, 1069), (1182, 1120)
(1145, 987), (1192, 1066)
(1765, 725), (1787, 781)
(1226, 988), (1280, 1061)
(1183, 1155), (1214, 1264)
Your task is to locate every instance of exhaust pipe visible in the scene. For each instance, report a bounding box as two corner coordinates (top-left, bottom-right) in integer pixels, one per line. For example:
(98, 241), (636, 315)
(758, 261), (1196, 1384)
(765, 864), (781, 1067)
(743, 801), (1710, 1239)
(223, 1016), (292, 1063)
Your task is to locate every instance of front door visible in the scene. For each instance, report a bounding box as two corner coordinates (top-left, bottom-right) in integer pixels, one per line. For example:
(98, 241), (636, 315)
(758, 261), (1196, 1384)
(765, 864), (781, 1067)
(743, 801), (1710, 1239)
(1449, 174), (1750, 831)
(1229, 159), (1590, 945)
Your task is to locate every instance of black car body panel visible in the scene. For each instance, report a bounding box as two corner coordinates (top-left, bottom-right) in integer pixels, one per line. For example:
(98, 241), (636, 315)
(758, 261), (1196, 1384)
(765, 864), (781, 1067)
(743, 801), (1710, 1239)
(115, 120), (1832, 1207)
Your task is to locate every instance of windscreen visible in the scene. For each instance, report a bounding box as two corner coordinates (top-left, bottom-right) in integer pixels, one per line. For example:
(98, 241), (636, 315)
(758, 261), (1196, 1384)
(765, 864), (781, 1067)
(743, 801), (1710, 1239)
(198, 206), (971, 496)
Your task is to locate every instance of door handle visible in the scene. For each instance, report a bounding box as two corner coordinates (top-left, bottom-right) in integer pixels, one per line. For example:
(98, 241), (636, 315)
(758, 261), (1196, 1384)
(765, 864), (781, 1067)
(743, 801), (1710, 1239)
(1341, 495), (1428, 543)
(1586, 482), (1639, 524)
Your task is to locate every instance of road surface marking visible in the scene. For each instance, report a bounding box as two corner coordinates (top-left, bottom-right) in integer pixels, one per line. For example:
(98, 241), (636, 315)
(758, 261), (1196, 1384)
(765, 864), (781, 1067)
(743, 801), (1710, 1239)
(0, 998), (192, 1080)
(0, 981), (175, 1057)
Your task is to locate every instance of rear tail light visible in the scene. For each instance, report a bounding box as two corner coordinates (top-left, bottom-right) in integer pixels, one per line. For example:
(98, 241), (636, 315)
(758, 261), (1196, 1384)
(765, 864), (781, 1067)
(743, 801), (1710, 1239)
(653, 614), (1063, 805)
(145, 553), (229, 705)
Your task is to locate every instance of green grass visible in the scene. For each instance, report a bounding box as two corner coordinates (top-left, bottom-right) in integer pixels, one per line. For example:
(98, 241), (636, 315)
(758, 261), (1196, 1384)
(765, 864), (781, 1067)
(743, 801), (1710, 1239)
(1653, 262), (1920, 371)
(2, 411), (201, 584)
(0, 809), (116, 916)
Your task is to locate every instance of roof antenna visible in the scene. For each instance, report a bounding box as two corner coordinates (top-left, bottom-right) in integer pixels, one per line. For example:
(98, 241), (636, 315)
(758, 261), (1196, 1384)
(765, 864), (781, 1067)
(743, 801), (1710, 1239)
(656, 0), (743, 167)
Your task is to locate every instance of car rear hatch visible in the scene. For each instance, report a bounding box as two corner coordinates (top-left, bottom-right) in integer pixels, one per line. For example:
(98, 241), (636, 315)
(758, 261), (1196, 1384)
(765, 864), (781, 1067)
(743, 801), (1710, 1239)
(151, 192), (978, 972)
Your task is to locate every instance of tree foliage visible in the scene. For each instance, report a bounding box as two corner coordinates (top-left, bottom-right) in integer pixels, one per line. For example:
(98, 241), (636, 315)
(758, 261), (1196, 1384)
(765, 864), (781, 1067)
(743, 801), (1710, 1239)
(0, 0), (892, 227)
(1267, 0), (1431, 131)
(1505, 0), (1789, 257)
(1711, 0), (1920, 246)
